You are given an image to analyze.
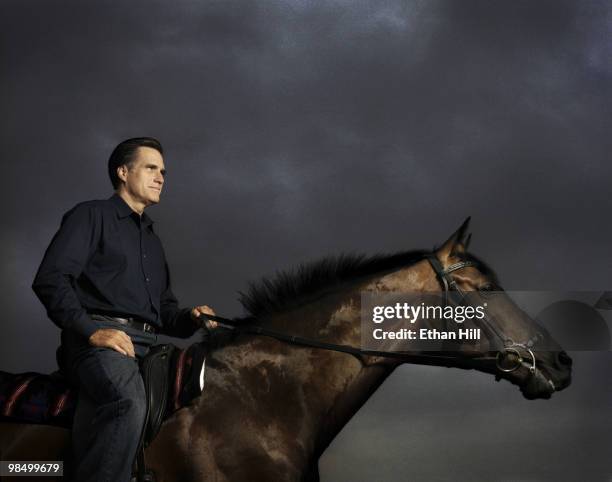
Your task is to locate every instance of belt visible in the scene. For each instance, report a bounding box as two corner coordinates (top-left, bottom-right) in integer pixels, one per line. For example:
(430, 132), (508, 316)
(90, 313), (158, 334)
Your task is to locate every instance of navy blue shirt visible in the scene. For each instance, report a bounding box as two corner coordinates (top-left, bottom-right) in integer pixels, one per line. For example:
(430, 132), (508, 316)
(32, 194), (198, 339)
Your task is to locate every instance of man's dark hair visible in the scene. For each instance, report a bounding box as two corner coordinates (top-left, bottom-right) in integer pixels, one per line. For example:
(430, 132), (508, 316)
(108, 137), (163, 189)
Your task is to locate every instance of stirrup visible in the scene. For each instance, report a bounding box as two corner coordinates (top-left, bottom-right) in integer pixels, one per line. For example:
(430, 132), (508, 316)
(130, 469), (155, 482)
(132, 446), (156, 482)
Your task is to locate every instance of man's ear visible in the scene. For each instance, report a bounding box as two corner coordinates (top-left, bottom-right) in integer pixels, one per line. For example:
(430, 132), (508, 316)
(436, 217), (471, 261)
(117, 165), (128, 183)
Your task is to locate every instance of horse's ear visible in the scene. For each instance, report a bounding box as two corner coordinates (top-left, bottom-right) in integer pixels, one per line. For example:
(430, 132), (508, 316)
(436, 217), (471, 260)
(464, 233), (472, 251)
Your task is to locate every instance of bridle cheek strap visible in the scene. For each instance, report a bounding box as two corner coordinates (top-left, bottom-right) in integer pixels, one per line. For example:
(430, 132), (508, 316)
(424, 255), (477, 306)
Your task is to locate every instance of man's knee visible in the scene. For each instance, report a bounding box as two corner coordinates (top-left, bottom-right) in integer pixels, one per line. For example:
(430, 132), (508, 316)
(111, 364), (147, 426)
(84, 364), (147, 435)
(115, 391), (147, 429)
(76, 349), (146, 413)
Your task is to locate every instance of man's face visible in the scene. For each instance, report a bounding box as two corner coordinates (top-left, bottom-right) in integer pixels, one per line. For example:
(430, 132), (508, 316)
(120, 146), (166, 206)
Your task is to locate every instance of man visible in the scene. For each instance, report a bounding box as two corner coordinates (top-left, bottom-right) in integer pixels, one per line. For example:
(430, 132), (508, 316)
(32, 137), (217, 482)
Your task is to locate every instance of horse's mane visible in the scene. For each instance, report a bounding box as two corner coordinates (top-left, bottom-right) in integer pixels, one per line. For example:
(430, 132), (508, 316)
(239, 250), (429, 318)
(239, 249), (499, 319)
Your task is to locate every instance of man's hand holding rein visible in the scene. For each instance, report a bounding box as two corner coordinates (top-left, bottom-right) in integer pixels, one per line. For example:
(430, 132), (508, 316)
(191, 305), (218, 332)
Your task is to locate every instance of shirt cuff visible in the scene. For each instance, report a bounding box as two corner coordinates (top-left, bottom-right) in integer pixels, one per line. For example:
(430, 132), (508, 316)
(181, 307), (203, 333)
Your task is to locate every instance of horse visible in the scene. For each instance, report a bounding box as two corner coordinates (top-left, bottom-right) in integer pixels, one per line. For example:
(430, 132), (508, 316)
(0, 219), (572, 481)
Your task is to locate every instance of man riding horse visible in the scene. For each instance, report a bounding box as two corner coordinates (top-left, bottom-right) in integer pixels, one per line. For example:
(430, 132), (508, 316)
(32, 137), (218, 482)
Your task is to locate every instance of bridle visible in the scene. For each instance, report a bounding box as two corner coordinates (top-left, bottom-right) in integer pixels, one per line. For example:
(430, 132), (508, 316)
(205, 253), (554, 389)
(423, 254), (543, 377)
(424, 254), (555, 392)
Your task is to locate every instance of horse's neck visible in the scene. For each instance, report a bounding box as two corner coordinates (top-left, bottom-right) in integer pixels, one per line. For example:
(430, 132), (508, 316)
(287, 261), (442, 454)
(203, 264), (435, 468)
(311, 356), (397, 458)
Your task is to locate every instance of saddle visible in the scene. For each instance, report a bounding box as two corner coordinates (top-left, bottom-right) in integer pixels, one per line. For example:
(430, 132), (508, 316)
(133, 343), (207, 482)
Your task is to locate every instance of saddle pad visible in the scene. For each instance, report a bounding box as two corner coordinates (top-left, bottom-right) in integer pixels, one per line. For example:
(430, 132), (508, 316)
(0, 371), (75, 427)
(0, 342), (207, 430)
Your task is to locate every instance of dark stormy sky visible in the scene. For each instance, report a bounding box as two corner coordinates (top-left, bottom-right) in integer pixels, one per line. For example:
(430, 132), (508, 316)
(1, 1), (611, 480)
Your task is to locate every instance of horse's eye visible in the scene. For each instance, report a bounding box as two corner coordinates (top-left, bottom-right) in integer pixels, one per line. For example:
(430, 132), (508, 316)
(479, 284), (494, 292)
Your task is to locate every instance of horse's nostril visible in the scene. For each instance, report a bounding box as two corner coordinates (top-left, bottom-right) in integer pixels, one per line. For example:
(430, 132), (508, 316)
(557, 351), (573, 367)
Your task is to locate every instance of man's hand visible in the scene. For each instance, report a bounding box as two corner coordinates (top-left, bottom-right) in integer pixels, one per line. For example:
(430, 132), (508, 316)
(89, 328), (136, 358)
(190, 305), (218, 331)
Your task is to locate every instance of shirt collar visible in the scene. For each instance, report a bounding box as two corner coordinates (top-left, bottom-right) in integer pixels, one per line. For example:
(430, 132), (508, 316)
(109, 193), (155, 226)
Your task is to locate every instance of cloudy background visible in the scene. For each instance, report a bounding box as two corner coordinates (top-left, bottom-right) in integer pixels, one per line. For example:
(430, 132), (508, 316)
(1, 0), (611, 480)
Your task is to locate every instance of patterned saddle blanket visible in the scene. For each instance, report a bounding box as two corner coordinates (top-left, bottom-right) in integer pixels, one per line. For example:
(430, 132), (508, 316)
(0, 343), (207, 438)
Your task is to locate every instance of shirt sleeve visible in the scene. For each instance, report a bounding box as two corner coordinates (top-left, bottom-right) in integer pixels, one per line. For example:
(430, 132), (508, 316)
(32, 203), (102, 339)
(159, 260), (201, 338)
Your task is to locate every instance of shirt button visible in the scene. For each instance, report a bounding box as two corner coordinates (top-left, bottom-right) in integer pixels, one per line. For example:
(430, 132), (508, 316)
(143, 253), (147, 258)
(146, 277), (150, 282)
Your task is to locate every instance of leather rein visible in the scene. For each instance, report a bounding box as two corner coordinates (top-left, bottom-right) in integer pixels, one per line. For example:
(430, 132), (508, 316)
(204, 253), (551, 384)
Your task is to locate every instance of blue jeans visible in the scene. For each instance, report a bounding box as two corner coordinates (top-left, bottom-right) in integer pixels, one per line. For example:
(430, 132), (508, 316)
(60, 320), (157, 482)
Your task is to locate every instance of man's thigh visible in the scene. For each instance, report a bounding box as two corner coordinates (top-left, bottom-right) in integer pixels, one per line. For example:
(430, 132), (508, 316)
(71, 347), (144, 404)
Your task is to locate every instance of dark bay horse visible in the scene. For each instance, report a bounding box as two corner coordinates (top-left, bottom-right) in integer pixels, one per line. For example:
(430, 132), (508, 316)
(0, 220), (572, 481)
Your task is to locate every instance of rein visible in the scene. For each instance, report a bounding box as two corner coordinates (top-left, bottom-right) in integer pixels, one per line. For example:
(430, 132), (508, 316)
(206, 312), (499, 373)
(207, 313), (488, 362)
(203, 253), (543, 378)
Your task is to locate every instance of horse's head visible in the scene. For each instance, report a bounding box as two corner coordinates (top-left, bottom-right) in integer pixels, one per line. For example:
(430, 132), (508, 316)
(429, 218), (572, 399)
(366, 218), (572, 399)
